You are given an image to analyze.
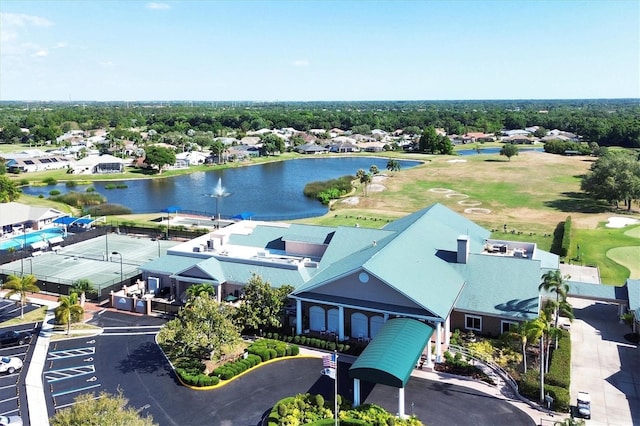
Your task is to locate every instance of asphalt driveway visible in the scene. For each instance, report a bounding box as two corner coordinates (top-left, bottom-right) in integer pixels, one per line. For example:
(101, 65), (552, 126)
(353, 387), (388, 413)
(59, 311), (534, 425)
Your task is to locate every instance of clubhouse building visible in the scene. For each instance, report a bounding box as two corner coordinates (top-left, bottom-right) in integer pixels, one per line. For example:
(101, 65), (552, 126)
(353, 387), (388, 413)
(139, 203), (558, 358)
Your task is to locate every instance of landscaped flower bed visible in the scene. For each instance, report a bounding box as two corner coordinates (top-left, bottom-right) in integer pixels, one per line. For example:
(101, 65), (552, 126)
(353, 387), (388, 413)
(174, 338), (299, 388)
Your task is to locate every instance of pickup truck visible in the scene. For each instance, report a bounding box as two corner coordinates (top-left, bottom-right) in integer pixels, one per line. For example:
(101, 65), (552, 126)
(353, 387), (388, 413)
(0, 330), (32, 347)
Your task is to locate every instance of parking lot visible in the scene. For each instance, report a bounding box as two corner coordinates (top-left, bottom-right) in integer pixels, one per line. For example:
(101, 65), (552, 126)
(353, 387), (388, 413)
(0, 323), (38, 425)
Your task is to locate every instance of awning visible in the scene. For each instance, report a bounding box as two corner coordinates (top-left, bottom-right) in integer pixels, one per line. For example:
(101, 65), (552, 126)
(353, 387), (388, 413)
(31, 241), (47, 250)
(161, 206), (182, 214)
(48, 236), (64, 245)
(349, 318), (434, 388)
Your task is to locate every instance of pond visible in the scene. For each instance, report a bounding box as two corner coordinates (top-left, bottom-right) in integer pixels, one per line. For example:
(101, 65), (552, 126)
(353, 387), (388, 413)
(456, 146), (544, 156)
(22, 157), (421, 221)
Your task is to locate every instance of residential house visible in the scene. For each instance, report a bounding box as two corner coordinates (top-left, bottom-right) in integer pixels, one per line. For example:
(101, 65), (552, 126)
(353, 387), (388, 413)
(296, 142), (329, 155)
(6, 156), (71, 173)
(72, 154), (125, 174)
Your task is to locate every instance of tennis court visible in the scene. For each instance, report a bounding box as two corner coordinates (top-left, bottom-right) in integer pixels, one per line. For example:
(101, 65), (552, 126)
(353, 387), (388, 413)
(0, 234), (180, 296)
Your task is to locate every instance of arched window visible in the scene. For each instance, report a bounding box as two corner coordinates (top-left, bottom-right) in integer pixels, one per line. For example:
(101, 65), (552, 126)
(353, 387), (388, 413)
(309, 306), (326, 332)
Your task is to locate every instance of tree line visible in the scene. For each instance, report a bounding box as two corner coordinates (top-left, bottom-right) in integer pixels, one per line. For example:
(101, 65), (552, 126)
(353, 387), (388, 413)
(1, 99), (638, 148)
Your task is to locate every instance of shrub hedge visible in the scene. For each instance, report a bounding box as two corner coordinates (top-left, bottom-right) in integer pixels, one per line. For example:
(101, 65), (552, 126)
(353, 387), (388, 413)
(561, 216), (572, 258)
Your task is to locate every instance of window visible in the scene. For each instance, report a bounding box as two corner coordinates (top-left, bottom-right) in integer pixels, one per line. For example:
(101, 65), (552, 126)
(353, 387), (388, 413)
(501, 320), (518, 334)
(465, 315), (482, 332)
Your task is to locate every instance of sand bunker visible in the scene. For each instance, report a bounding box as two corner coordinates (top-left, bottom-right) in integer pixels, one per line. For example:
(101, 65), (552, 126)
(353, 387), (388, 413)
(605, 217), (640, 228)
(368, 184), (386, 192)
(447, 159), (467, 163)
(341, 197), (360, 205)
(446, 193), (469, 199)
(458, 200), (482, 206)
(464, 208), (491, 214)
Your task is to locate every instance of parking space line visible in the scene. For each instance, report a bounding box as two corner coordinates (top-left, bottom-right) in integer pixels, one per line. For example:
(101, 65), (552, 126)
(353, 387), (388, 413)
(0, 396), (18, 404)
(54, 394), (104, 411)
(52, 383), (101, 398)
(47, 347), (95, 360)
(45, 365), (95, 382)
(0, 409), (19, 416)
(0, 384), (15, 391)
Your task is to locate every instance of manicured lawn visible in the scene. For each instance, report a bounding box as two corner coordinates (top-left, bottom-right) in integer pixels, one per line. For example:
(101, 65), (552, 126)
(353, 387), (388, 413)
(571, 224), (640, 284)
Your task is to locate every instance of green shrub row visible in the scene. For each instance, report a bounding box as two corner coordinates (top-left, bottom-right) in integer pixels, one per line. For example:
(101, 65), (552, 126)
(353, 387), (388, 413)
(176, 369), (220, 387)
(561, 216), (572, 258)
(546, 330), (571, 389)
(213, 354), (262, 379)
(518, 330), (571, 413)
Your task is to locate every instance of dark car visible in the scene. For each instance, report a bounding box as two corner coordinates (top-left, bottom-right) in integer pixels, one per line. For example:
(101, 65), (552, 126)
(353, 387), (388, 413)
(0, 330), (32, 347)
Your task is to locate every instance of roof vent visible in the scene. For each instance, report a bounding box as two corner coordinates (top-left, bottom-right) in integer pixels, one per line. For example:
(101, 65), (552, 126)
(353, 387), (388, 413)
(372, 240), (377, 247)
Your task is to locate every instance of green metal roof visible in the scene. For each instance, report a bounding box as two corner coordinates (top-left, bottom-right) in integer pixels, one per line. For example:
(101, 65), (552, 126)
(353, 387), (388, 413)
(627, 279), (640, 312)
(349, 318), (433, 388)
(452, 253), (542, 320)
(566, 281), (629, 302)
(138, 255), (201, 275)
(294, 203), (490, 320)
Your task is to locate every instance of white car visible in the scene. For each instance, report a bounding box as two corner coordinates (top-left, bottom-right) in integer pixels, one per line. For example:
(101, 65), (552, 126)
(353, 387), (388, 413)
(0, 415), (22, 426)
(0, 357), (23, 374)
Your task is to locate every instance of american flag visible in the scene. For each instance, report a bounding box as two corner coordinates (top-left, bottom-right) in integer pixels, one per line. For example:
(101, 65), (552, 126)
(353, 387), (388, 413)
(322, 353), (337, 369)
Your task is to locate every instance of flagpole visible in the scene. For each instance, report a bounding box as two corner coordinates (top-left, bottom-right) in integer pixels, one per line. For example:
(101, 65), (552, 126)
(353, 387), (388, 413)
(334, 350), (338, 426)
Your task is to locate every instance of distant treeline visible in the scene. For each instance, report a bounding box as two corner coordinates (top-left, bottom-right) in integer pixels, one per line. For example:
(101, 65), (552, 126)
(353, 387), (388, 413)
(0, 99), (638, 148)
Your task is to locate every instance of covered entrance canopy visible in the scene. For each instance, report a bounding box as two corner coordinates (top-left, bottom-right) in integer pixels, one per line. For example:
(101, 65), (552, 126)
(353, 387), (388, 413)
(350, 318), (434, 388)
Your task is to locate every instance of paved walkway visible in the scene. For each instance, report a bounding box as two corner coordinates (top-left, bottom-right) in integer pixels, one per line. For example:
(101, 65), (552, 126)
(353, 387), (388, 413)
(569, 297), (640, 426)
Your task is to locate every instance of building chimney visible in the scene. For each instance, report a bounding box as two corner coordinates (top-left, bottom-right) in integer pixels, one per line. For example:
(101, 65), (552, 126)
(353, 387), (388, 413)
(457, 235), (469, 264)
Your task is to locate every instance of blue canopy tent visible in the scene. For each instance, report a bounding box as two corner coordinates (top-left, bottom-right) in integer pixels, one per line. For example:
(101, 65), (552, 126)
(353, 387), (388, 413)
(232, 211), (254, 221)
(161, 206), (182, 239)
(53, 216), (95, 236)
(161, 206), (182, 214)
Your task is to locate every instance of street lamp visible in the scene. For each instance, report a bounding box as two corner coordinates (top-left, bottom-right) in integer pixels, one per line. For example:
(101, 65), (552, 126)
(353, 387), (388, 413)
(97, 208), (109, 260)
(26, 258), (33, 275)
(20, 228), (27, 275)
(112, 251), (123, 285)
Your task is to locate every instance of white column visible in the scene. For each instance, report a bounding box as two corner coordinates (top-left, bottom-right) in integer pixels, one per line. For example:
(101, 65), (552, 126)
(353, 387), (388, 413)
(425, 339), (433, 368)
(436, 322), (442, 362)
(296, 299), (302, 335)
(216, 284), (221, 303)
(444, 316), (450, 346)
(383, 313), (389, 322)
(338, 306), (345, 341)
(398, 387), (405, 418)
(353, 378), (361, 407)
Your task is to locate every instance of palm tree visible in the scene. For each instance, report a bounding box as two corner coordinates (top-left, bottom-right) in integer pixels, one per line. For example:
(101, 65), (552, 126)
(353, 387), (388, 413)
(506, 319), (544, 373)
(539, 270), (571, 329)
(72, 278), (96, 308)
(55, 293), (84, 336)
(386, 159), (401, 175)
(186, 283), (215, 301)
(360, 172), (372, 197)
(3, 274), (40, 319)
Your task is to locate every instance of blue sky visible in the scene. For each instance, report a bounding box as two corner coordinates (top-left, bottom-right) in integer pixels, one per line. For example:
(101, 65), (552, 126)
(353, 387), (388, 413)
(1, 1), (638, 101)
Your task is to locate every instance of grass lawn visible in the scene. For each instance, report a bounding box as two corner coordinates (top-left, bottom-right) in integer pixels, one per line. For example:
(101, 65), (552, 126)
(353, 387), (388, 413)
(570, 224), (640, 284)
(0, 305), (47, 327)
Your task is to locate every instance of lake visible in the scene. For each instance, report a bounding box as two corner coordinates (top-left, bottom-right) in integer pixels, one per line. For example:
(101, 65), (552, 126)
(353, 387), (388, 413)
(22, 157), (421, 220)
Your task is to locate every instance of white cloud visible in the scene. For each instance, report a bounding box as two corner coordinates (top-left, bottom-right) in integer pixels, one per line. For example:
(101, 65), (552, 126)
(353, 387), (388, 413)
(54, 42), (68, 49)
(146, 2), (171, 10)
(0, 12), (53, 43)
(292, 59), (310, 67)
(99, 60), (115, 68)
(33, 50), (48, 57)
